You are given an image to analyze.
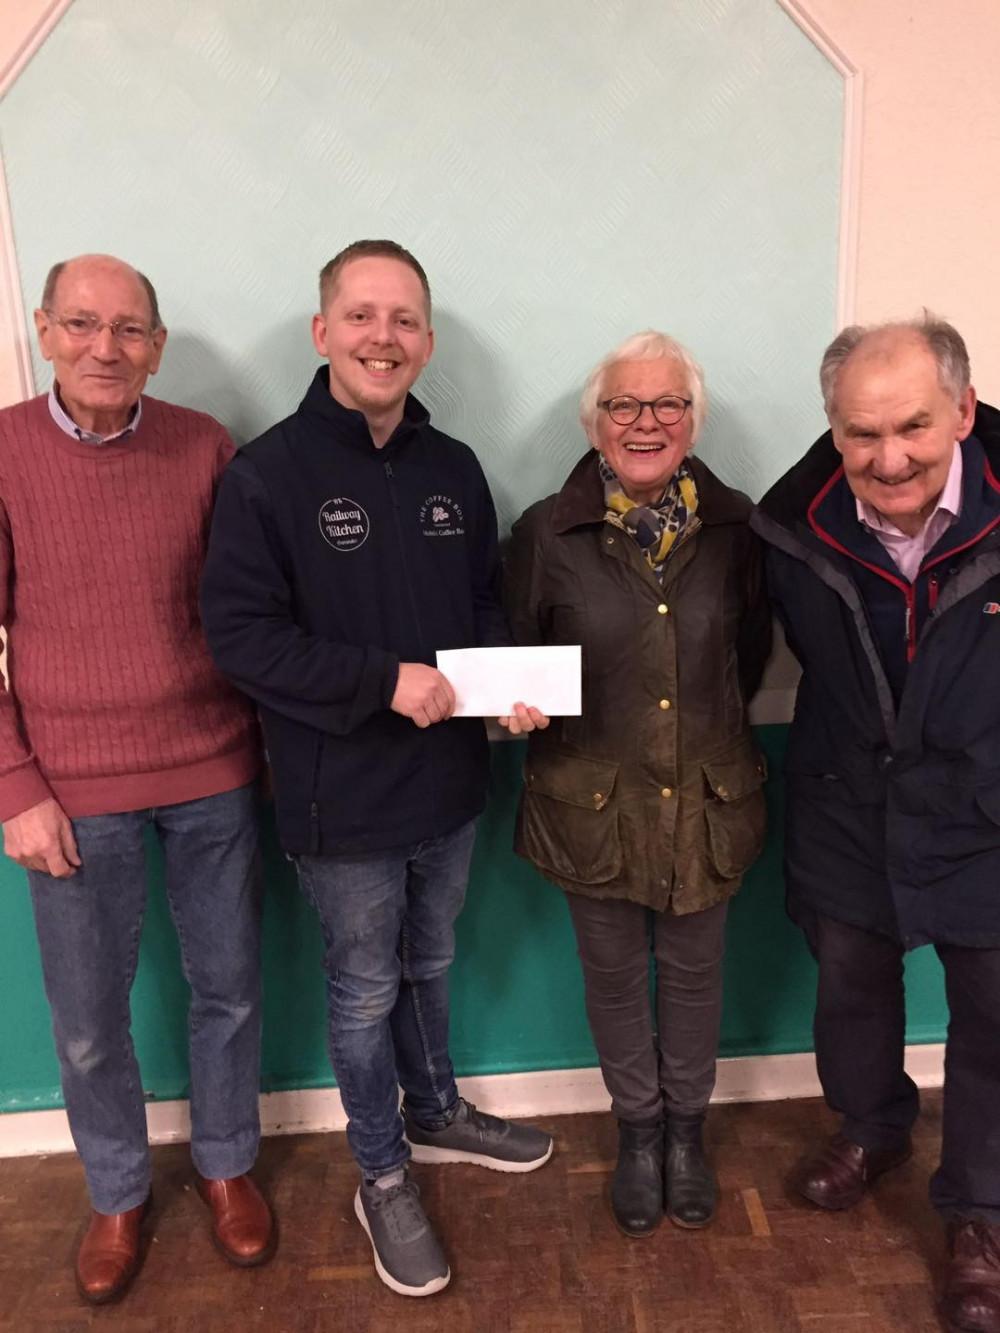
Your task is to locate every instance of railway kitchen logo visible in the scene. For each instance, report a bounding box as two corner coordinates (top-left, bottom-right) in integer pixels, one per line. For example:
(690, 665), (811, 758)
(318, 497), (370, 551)
(419, 494), (465, 538)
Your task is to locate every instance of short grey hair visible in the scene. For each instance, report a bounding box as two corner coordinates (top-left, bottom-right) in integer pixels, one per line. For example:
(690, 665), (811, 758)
(820, 312), (970, 417)
(579, 330), (707, 445)
(41, 258), (162, 330)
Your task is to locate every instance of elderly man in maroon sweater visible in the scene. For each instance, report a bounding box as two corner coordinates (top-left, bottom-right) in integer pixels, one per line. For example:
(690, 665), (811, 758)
(0, 255), (273, 1302)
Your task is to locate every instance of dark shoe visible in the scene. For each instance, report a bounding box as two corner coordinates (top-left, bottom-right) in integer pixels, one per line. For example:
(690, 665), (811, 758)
(405, 1097), (553, 1173)
(941, 1219), (1000, 1333)
(355, 1170), (450, 1297)
(196, 1173), (275, 1267)
(792, 1134), (911, 1211)
(665, 1114), (717, 1229)
(75, 1197), (150, 1304)
(611, 1121), (664, 1237)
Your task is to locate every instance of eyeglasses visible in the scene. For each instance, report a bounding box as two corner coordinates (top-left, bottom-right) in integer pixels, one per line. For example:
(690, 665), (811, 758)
(45, 311), (155, 345)
(598, 395), (692, 426)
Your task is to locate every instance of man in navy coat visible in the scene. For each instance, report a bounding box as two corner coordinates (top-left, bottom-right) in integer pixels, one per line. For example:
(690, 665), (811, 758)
(753, 315), (1000, 1333)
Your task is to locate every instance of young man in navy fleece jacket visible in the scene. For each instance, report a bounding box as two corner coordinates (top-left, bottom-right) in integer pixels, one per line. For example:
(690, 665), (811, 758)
(203, 239), (551, 1298)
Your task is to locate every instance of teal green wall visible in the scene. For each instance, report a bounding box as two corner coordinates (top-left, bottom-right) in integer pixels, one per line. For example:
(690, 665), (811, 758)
(0, 0), (948, 1118)
(0, 727), (947, 1114)
(3, 0), (841, 506)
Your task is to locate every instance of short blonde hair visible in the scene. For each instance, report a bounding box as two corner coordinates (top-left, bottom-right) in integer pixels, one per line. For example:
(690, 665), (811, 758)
(319, 239), (431, 318)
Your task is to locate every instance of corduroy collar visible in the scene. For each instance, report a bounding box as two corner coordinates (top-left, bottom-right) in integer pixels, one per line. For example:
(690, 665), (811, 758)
(549, 449), (751, 535)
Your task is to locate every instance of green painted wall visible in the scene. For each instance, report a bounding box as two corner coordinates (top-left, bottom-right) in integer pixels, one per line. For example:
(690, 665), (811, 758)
(0, 726), (947, 1114)
(0, 0), (949, 1118)
(4, 0), (842, 507)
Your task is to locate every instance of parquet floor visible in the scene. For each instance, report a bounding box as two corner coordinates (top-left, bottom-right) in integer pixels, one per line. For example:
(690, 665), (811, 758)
(0, 1092), (950, 1331)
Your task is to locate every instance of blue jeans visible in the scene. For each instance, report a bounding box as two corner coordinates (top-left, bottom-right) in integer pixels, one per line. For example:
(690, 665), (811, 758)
(28, 784), (263, 1214)
(296, 818), (477, 1178)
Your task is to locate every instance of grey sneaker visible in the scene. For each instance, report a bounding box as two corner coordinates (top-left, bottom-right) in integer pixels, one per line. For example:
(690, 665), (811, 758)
(354, 1171), (450, 1297)
(405, 1097), (554, 1173)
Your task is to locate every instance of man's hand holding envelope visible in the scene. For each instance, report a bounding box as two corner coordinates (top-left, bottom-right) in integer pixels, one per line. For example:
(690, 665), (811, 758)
(434, 645), (581, 733)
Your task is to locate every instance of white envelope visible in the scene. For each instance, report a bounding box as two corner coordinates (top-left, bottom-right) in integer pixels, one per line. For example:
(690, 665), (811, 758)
(435, 645), (582, 717)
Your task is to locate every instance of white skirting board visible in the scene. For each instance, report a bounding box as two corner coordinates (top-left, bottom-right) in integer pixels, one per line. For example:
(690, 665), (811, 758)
(0, 1044), (945, 1160)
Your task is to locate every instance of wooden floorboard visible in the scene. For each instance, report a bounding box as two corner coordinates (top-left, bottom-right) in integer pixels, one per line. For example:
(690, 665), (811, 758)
(0, 1092), (951, 1330)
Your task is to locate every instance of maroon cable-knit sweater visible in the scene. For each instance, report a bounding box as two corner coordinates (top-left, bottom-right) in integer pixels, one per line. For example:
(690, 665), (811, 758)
(0, 393), (260, 820)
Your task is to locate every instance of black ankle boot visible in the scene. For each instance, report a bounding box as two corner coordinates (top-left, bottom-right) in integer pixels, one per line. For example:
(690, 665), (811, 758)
(664, 1114), (716, 1228)
(611, 1121), (664, 1236)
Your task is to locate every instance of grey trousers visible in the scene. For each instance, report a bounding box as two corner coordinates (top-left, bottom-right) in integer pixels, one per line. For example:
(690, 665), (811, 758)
(566, 893), (728, 1125)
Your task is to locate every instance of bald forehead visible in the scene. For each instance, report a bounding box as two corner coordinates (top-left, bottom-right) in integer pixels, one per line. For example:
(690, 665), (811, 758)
(840, 328), (935, 384)
(53, 255), (152, 318)
(851, 327), (927, 362)
(834, 329), (939, 403)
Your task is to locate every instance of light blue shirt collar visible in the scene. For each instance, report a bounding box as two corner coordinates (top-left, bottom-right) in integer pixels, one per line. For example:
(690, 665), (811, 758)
(48, 384), (142, 445)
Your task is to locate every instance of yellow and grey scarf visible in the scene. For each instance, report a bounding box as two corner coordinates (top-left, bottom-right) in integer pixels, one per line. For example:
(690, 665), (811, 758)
(600, 457), (699, 578)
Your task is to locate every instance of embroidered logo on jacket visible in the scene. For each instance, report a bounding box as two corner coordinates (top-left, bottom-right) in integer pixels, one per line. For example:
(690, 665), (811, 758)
(319, 497), (370, 551)
(983, 602), (1000, 615)
(419, 494), (465, 538)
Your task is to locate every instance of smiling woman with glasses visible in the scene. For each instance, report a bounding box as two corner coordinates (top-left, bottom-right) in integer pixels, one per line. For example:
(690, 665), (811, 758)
(504, 328), (771, 1240)
(599, 394), (693, 427)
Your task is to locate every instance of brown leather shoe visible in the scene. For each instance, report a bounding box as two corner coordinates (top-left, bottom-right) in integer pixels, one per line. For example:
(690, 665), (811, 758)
(75, 1197), (150, 1304)
(196, 1173), (275, 1266)
(791, 1135), (911, 1210)
(941, 1219), (1000, 1333)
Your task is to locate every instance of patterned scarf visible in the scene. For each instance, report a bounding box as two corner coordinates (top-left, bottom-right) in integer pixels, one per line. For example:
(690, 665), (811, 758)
(599, 456), (699, 578)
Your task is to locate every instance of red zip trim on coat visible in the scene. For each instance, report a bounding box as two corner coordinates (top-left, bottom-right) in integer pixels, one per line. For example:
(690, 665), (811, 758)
(918, 455), (1000, 578)
(807, 455), (1000, 662)
(918, 514), (1000, 578)
(807, 464), (917, 659)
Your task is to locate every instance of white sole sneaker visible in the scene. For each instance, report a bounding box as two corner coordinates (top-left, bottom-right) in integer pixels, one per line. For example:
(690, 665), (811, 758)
(406, 1138), (554, 1173)
(353, 1189), (450, 1297)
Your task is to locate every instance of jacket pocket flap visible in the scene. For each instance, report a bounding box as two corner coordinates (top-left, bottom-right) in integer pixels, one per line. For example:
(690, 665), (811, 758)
(524, 751), (620, 811)
(702, 749), (767, 802)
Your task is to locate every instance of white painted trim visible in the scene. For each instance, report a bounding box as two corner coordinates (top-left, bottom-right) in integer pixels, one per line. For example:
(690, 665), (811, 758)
(0, 0), (75, 408)
(0, 0), (76, 98)
(775, 0), (863, 327)
(0, 151), (35, 403)
(0, 1044), (945, 1160)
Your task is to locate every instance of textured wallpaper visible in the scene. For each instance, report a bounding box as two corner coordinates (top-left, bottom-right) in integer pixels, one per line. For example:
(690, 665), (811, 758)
(3, 0), (841, 528)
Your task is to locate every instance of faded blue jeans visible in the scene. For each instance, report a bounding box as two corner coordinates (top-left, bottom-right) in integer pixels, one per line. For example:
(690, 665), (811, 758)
(28, 784), (263, 1214)
(296, 818), (478, 1178)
